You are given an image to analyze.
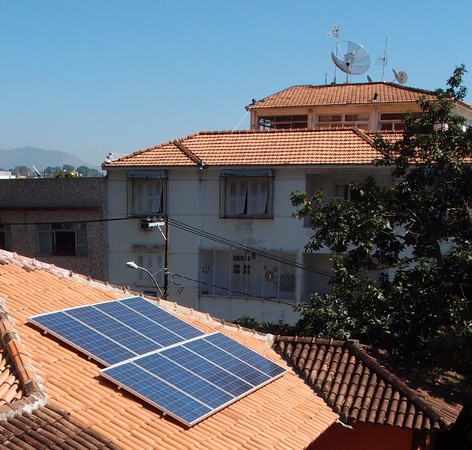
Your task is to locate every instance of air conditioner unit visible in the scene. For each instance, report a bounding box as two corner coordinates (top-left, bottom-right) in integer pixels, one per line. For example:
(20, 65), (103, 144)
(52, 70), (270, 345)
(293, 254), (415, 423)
(140, 219), (165, 231)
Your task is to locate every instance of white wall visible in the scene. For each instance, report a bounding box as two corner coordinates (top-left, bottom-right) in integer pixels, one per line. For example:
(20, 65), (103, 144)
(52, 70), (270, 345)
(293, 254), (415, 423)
(107, 165), (391, 325)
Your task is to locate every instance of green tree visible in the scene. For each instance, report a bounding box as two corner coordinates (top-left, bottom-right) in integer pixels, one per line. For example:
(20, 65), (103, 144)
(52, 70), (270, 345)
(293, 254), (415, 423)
(291, 66), (472, 381)
(44, 166), (61, 177)
(76, 165), (102, 177)
(11, 165), (31, 177)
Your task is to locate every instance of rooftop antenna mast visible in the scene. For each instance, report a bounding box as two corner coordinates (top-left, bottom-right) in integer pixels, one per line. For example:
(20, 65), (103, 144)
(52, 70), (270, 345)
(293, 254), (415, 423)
(379, 38), (388, 81)
(327, 25), (340, 84)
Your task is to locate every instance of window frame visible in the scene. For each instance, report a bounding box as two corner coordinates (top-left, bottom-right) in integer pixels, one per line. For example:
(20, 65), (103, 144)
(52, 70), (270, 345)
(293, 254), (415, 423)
(257, 115), (308, 130)
(0, 224), (11, 251)
(334, 181), (361, 201)
(317, 113), (369, 130)
(127, 170), (168, 217)
(378, 112), (423, 131)
(220, 170), (274, 219)
(38, 223), (87, 256)
(134, 252), (164, 294)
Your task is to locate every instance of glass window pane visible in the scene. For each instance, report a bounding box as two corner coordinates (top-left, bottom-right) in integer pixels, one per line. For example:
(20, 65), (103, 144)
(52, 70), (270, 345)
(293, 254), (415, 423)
(318, 114), (342, 123)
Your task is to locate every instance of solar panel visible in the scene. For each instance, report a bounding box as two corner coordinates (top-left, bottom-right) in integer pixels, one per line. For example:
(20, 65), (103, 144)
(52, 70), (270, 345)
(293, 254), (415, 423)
(100, 332), (287, 426)
(28, 296), (204, 365)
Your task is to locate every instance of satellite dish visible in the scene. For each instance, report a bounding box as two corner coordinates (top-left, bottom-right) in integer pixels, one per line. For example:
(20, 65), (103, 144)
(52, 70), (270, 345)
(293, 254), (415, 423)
(392, 68), (408, 84)
(331, 41), (371, 82)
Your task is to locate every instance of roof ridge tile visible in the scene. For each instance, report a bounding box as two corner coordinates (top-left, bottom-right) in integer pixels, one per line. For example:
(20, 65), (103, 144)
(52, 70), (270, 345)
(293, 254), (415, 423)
(0, 306), (47, 421)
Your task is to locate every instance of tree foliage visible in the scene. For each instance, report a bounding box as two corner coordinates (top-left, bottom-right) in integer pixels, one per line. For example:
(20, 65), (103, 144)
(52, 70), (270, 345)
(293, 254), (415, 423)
(291, 66), (472, 381)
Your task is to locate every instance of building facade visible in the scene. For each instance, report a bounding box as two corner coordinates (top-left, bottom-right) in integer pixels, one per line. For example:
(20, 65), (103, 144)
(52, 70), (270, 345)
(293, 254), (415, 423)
(0, 177), (108, 280)
(104, 82), (472, 324)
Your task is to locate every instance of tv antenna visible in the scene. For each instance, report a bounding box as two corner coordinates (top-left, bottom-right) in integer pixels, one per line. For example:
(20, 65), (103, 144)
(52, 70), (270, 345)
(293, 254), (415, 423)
(327, 25), (341, 84)
(378, 38), (388, 81)
(331, 40), (371, 83)
(32, 165), (42, 177)
(392, 68), (408, 84)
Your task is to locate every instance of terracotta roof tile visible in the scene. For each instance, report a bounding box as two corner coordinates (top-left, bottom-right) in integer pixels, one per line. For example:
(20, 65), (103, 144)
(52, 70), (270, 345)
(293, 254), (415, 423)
(274, 336), (464, 432)
(103, 128), (382, 168)
(0, 250), (338, 449)
(247, 83), (439, 109)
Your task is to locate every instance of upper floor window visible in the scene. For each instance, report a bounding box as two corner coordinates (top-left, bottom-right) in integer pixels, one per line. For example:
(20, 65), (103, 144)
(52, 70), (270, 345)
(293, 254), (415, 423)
(127, 170), (167, 217)
(0, 224), (11, 251)
(317, 113), (369, 130)
(378, 112), (422, 131)
(258, 115), (308, 130)
(334, 183), (360, 201)
(38, 223), (87, 256)
(220, 170), (274, 218)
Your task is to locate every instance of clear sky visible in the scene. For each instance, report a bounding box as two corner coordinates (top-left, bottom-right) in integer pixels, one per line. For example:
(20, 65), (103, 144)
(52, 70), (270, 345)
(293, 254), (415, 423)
(1, 0), (471, 167)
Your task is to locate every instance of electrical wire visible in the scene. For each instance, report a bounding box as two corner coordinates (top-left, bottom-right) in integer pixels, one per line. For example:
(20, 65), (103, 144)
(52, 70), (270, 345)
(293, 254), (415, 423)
(2, 215), (332, 276)
(167, 218), (332, 277)
(168, 271), (296, 307)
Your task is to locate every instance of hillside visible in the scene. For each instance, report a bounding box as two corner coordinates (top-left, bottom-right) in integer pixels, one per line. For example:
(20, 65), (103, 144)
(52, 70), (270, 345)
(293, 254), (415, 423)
(0, 147), (99, 171)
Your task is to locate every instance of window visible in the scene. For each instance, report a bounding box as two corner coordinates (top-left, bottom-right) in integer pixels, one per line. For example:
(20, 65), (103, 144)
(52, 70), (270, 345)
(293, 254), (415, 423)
(127, 170), (167, 217)
(302, 253), (334, 301)
(0, 224), (11, 251)
(38, 223), (87, 256)
(378, 112), (422, 131)
(317, 113), (369, 129)
(334, 183), (361, 201)
(199, 249), (296, 301)
(220, 170), (274, 218)
(258, 115), (308, 130)
(134, 252), (164, 296)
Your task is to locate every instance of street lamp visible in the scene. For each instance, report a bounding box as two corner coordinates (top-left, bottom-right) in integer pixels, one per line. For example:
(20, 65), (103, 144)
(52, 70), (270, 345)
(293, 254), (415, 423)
(126, 261), (165, 298)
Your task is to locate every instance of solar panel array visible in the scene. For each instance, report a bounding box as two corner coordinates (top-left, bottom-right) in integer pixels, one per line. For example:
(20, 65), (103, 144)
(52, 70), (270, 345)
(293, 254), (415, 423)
(29, 296), (287, 426)
(29, 296), (204, 365)
(101, 332), (286, 426)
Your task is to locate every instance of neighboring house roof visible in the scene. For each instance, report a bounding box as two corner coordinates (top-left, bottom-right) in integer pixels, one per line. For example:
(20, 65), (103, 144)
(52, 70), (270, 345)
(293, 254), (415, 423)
(103, 128), (382, 169)
(274, 336), (464, 432)
(0, 250), (338, 449)
(246, 82), (439, 109)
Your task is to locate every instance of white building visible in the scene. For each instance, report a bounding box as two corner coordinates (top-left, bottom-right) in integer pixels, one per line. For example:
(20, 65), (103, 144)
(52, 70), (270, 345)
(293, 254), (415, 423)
(103, 82), (472, 324)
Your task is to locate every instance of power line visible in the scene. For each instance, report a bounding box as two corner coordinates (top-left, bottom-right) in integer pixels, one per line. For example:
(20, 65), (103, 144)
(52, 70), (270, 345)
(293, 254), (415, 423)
(168, 271), (296, 307)
(2, 215), (331, 277)
(168, 218), (332, 277)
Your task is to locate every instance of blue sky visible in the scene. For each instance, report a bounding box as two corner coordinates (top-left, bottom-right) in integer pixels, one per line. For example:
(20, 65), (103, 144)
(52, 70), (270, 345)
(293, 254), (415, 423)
(1, 1), (471, 166)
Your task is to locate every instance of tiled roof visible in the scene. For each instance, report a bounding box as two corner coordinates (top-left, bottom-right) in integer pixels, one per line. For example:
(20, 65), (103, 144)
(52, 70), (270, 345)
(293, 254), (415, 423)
(246, 82), (439, 109)
(274, 336), (464, 432)
(103, 128), (382, 168)
(0, 250), (338, 449)
(1, 404), (122, 449)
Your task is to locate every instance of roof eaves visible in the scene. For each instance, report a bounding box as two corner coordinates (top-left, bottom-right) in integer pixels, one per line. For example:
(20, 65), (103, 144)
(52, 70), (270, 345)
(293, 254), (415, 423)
(345, 342), (448, 428)
(245, 85), (310, 110)
(275, 335), (459, 431)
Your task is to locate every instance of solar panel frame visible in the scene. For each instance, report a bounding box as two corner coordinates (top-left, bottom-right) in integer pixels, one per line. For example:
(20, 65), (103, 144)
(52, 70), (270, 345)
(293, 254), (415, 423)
(100, 332), (287, 426)
(28, 296), (204, 366)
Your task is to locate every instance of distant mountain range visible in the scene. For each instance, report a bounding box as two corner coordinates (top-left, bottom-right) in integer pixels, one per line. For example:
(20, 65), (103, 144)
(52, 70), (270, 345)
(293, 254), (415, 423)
(0, 147), (100, 171)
